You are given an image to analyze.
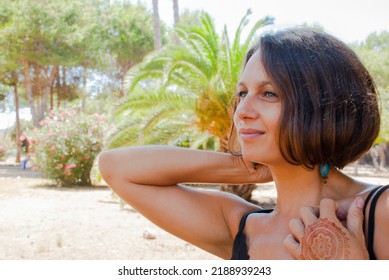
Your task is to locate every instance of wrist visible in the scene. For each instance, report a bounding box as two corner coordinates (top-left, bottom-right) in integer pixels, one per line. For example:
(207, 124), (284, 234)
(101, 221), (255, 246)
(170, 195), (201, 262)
(197, 152), (261, 185)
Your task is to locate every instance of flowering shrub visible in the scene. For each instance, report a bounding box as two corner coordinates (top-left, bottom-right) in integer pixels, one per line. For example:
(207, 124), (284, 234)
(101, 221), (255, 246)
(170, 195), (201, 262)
(0, 146), (6, 161)
(29, 110), (105, 186)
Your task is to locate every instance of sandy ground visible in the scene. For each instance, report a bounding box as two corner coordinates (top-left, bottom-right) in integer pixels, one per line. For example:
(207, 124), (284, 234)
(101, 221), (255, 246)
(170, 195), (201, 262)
(0, 164), (388, 260)
(0, 169), (219, 260)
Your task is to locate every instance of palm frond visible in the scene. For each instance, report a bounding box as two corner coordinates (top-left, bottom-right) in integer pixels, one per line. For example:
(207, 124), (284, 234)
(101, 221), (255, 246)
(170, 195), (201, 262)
(231, 9), (252, 56)
(167, 60), (209, 90)
(240, 15), (274, 57)
(110, 11), (273, 150)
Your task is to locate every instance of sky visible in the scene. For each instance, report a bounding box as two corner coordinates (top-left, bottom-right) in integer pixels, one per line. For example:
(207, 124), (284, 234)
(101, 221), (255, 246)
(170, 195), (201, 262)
(1, 0), (388, 129)
(0, 108), (31, 130)
(156, 0), (388, 44)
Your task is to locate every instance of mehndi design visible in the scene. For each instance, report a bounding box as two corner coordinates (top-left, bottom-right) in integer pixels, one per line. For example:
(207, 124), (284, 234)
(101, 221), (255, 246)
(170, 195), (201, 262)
(300, 218), (350, 260)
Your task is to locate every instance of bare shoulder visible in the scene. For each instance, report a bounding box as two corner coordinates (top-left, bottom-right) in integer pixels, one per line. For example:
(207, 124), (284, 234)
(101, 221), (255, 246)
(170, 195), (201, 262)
(370, 185), (389, 260)
(197, 186), (261, 224)
(167, 185), (260, 259)
(214, 188), (262, 237)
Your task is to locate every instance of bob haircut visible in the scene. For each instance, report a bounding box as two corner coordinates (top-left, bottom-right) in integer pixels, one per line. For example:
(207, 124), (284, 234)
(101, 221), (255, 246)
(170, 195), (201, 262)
(229, 28), (380, 170)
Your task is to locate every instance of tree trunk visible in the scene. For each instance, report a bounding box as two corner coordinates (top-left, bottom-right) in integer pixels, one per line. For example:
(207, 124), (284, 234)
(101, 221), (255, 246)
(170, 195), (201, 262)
(377, 143), (387, 170)
(22, 60), (39, 127)
(119, 64), (131, 98)
(58, 66), (67, 109)
(12, 71), (21, 163)
(54, 68), (60, 109)
(82, 67), (87, 112)
(50, 67), (61, 110)
(41, 65), (58, 121)
(63, 66), (67, 108)
(172, 0), (180, 44)
(152, 0), (162, 50)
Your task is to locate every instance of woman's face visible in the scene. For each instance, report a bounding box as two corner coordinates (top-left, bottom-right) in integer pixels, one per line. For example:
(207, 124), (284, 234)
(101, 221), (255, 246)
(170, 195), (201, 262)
(233, 50), (283, 165)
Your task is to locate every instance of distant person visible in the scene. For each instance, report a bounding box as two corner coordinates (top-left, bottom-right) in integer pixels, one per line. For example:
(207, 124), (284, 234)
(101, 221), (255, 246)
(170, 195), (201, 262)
(99, 28), (388, 259)
(20, 135), (30, 170)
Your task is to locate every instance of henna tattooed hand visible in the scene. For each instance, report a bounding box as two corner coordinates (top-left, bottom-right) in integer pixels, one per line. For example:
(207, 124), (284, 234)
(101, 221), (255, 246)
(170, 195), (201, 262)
(283, 197), (369, 260)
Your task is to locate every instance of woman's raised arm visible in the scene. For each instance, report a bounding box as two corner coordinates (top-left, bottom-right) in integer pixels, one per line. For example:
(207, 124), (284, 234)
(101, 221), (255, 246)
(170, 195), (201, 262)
(98, 145), (272, 258)
(98, 145), (271, 186)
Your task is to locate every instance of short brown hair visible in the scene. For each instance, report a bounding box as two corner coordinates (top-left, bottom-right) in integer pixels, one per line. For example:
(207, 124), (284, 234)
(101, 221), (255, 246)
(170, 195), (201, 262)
(229, 28), (380, 169)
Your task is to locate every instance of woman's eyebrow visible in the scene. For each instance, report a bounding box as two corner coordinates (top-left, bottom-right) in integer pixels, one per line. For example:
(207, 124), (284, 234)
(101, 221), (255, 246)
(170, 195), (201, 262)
(259, 81), (273, 87)
(237, 80), (273, 87)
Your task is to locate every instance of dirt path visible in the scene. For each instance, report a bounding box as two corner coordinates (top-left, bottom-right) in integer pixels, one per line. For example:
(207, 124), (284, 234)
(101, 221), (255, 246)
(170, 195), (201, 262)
(1, 164), (388, 260)
(0, 166), (219, 260)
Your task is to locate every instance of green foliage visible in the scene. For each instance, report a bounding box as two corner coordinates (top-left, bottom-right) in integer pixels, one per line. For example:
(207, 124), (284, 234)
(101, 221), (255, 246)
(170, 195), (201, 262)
(28, 109), (105, 186)
(104, 1), (154, 68)
(0, 0), (157, 122)
(112, 10), (273, 150)
(109, 85), (199, 148)
(353, 31), (389, 142)
(377, 90), (389, 142)
(1, 0), (80, 65)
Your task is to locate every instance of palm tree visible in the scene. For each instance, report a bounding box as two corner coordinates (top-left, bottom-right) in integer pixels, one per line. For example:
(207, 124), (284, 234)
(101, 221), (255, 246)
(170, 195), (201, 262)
(111, 10), (273, 201)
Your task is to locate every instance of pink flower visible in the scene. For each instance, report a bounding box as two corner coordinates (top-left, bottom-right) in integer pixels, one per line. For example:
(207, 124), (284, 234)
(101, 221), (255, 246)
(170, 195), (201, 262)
(39, 120), (49, 127)
(65, 163), (77, 170)
(19, 135), (26, 141)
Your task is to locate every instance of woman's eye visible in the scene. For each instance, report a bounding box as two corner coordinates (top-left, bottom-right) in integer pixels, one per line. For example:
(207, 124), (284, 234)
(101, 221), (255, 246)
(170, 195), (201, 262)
(237, 91), (248, 99)
(264, 91), (278, 99)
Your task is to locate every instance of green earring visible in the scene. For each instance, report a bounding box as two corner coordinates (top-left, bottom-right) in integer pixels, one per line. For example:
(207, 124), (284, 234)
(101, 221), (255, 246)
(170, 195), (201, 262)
(320, 163), (330, 183)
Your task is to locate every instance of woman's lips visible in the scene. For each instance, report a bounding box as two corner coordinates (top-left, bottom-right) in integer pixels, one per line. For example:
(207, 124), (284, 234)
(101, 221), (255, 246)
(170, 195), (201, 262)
(238, 128), (264, 140)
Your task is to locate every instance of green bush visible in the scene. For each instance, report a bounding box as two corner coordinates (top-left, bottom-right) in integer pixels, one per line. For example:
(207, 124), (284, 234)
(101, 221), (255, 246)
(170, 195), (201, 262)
(29, 109), (105, 186)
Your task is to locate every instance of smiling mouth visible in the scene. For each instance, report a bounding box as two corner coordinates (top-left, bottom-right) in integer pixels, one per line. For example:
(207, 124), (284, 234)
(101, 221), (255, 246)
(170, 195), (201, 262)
(238, 128), (264, 139)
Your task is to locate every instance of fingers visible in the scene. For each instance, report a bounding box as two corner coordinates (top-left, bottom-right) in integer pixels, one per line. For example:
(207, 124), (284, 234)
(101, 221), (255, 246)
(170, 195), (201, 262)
(319, 197), (365, 236)
(307, 197), (365, 239)
(318, 198), (338, 220)
(285, 197), (367, 260)
(295, 198), (345, 230)
(287, 206), (318, 254)
(346, 196), (365, 238)
(289, 218), (305, 241)
(285, 199), (340, 260)
(335, 200), (349, 221)
(299, 206), (319, 226)
(283, 234), (301, 259)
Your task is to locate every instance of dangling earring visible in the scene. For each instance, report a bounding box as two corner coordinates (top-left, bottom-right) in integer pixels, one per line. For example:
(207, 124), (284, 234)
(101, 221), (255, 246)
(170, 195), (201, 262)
(320, 163), (330, 184)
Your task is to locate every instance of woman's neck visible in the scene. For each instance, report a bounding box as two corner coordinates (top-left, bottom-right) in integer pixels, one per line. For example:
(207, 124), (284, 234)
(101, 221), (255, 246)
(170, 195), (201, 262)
(268, 164), (359, 217)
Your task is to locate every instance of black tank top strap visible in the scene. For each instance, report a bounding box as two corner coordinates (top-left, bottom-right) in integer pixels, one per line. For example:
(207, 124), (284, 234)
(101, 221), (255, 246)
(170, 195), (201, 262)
(363, 185), (389, 260)
(363, 186), (381, 214)
(238, 210), (261, 231)
(231, 209), (273, 260)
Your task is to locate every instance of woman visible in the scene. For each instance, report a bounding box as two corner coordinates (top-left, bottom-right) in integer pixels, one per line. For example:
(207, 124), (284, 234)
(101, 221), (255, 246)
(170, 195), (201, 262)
(99, 28), (388, 259)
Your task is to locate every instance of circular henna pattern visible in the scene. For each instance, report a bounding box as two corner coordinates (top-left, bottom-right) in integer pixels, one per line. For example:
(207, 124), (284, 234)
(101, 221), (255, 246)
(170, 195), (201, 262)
(301, 218), (350, 260)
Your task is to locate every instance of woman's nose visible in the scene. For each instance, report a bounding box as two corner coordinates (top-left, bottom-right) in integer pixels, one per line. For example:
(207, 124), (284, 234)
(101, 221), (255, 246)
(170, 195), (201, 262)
(235, 95), (258, 120)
